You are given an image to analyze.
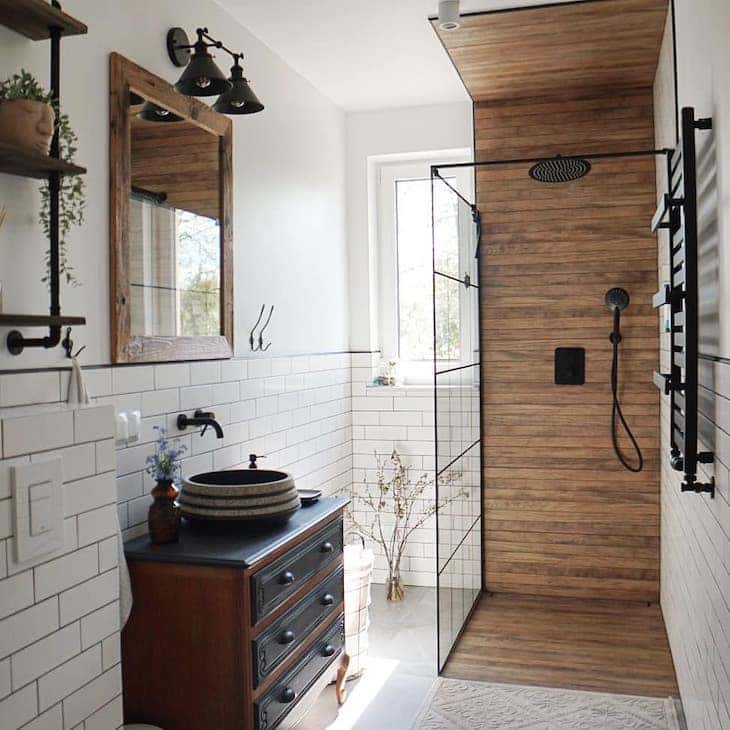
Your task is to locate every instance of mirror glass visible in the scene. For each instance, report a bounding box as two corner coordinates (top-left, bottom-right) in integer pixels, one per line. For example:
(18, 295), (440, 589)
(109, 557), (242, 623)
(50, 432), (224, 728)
(128, 98), (221, 337)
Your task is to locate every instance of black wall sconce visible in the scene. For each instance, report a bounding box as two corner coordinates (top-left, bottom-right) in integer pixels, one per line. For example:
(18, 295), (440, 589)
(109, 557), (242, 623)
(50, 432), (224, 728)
(138, 101), (183, 123)
(166, 27), (264, 115)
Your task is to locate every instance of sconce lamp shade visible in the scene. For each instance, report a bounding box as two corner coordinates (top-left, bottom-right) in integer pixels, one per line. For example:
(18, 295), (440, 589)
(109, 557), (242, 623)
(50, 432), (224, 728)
(138, 101), (183, 123)
(213, 63), (264, 115)
(174, 41), (231, 97)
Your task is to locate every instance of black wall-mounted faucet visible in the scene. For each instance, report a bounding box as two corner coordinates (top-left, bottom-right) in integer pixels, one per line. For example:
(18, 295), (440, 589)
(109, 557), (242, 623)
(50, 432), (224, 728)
(177, 410), (224, 439)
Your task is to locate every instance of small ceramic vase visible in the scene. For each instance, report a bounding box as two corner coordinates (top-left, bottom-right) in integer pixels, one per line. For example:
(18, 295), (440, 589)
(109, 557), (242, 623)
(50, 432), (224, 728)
(148, 479), (181, 544)
(0, 99), (55, 154)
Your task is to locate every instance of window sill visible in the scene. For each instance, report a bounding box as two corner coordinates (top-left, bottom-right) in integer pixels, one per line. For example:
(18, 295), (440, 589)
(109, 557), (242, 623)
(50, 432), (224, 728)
(365, 383), (475, 392)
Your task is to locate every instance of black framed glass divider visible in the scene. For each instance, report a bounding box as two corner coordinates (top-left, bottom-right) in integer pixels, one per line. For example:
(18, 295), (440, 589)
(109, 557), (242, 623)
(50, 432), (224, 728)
(431, 168), (483, 671)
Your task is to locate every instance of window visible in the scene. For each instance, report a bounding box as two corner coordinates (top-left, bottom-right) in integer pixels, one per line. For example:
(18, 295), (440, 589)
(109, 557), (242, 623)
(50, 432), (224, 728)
(377, 155), (473, 381)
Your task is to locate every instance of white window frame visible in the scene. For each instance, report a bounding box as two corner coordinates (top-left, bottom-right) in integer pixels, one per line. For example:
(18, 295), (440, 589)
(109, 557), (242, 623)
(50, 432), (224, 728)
(376, 152), (474, 384)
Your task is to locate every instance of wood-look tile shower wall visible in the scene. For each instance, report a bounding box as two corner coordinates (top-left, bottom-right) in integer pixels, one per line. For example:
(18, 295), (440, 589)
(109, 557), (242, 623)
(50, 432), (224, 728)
(476, 89), (661, 601)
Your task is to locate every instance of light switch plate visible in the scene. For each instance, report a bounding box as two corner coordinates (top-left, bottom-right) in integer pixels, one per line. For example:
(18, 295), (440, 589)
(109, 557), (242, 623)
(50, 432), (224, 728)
(12, 458), (64, 564)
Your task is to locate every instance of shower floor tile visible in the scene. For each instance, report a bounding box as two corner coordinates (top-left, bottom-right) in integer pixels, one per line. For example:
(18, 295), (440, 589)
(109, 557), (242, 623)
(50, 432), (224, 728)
(442, 592), (679, 698)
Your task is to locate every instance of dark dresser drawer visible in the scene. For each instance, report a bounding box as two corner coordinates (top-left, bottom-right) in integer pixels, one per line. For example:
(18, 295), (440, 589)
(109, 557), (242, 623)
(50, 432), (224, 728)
(251, 517), (343, 623)
(254, 614), (344, 730)
(253, 566), (344, 687)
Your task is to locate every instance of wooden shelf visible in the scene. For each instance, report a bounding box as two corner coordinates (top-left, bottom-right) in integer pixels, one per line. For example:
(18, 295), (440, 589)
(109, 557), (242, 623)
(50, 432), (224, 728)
(0, 0), (87, 40)
(0, 314), (86, 327)
(0, 142), (86, 179)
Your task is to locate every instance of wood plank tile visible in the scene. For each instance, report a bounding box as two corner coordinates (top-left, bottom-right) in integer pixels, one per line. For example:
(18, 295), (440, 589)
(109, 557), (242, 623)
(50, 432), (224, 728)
(443, 593), (679, 697)
(432, 0), (668, 102)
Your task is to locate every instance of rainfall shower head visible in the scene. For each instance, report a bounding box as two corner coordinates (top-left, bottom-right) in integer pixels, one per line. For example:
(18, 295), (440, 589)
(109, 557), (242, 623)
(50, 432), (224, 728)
(605, 287), (630, 311)
(529, 156), (591, 183)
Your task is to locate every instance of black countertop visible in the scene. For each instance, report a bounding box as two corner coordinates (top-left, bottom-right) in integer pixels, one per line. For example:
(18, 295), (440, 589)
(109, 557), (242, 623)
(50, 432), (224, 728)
(123, 497), (349, 569)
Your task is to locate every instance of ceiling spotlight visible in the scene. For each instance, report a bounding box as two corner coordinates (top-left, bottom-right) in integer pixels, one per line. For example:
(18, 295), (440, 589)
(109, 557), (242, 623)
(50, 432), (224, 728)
(438, 0), (461, 30)
(213, 55), (264, 115)
(167, 27), (232, 97)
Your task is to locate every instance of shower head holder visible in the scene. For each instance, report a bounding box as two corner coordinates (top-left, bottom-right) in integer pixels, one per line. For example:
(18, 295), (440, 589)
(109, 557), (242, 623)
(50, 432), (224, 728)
(605, 287), (630, 311)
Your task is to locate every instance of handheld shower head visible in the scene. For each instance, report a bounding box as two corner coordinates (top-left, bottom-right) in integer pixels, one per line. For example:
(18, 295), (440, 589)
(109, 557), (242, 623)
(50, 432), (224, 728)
(604, 285), (643, 473)
(605, 287), (630, 311)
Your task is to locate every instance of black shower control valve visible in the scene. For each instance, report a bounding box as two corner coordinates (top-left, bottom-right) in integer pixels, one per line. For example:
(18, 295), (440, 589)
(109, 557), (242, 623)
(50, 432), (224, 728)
(554, 348), (584, 385)
(698, 452), (715, 464)
(670, 453), (684, 471)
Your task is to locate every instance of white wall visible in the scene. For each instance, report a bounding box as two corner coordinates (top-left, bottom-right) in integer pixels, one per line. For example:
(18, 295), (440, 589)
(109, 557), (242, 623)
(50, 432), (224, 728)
(345, 102), (472, 351)
(654, 2), (730, 728)
(0, 0), (349, 369)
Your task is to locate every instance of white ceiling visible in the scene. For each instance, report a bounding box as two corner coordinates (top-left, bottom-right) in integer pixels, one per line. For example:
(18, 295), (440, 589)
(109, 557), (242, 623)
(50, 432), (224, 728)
(216, 0), (578, 111)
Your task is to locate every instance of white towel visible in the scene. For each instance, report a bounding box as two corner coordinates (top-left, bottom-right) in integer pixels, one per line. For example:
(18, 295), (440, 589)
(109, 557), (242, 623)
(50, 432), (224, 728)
(66, 356), (90, 405)
(117, 524), (133, 627)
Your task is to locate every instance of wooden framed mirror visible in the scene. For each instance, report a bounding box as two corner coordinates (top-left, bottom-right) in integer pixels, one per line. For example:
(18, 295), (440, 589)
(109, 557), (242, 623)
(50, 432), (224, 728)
(109, 53), (233, 363)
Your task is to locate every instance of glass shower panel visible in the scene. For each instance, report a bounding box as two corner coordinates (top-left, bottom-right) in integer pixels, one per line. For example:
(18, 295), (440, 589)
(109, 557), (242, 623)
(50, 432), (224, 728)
(432, 171), (483, 671)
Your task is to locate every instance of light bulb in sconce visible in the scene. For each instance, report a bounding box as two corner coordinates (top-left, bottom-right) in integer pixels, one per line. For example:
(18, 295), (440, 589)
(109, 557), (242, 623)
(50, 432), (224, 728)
(195, 76), (211, 89)
(438, 0), (461, 30)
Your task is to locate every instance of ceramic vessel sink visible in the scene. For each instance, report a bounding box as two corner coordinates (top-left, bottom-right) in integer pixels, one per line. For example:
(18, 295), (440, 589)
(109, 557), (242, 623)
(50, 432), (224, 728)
(179, 469), (301, 523)
(188, 469), (291, 488)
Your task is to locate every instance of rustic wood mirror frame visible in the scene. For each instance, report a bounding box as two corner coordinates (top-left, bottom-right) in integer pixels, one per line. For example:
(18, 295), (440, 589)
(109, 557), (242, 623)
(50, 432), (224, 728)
(109, 52), (233, 363)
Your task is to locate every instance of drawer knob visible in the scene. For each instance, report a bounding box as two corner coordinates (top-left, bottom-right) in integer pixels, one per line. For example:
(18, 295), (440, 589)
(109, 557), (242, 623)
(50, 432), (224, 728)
(320, 541), (334, 553)
(322, 644), (336, 657)
(279, 570), (295, 585)
(281, 687), (297, 704)
(321, 593), (335, 606)
(279, 629), (296, 645)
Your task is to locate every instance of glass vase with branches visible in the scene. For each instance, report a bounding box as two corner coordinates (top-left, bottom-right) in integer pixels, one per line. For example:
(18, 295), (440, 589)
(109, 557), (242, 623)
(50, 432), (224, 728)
(344, 449), (467, 602)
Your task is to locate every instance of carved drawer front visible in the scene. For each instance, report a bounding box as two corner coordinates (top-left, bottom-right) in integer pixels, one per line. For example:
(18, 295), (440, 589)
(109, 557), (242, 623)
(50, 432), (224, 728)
(251, 518), (343, 623)
(252, 565), (343, 687)
(254, 614), (344, 730)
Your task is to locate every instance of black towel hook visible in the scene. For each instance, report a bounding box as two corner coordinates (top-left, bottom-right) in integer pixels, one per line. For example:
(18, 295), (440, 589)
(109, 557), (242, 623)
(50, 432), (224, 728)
(61, 328), (86, 359)
(249, 304), (265, 351)
(258, 305), (274, 352)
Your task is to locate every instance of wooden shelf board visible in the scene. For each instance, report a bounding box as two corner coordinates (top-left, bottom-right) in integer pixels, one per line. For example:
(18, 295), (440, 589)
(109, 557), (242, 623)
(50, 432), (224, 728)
(0, 314), (86, 327)
(0, 0), (87, 40)
(0, 142), (86, 179)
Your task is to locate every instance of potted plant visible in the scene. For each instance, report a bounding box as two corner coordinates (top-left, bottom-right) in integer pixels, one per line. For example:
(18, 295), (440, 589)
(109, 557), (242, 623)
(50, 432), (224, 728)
(0, 70), (85, 286)
(344, 449), (467, 602)
(145, 426), (187, 544)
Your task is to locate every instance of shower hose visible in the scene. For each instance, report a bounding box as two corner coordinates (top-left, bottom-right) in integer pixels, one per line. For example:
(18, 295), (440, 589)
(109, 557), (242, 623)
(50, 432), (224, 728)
(610, 333), (643, 472)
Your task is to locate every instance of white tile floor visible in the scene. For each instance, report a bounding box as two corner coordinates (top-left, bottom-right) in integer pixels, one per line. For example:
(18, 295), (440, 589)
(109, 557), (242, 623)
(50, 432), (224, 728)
(296, 586), (437, 730)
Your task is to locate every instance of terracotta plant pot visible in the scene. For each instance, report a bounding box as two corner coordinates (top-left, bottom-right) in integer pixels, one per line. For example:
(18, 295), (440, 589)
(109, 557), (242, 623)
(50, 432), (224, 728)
(0, 98), (55, 154)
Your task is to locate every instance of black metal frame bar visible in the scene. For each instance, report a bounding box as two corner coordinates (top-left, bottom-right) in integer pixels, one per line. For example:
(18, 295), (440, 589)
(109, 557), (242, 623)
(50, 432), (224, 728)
(7, 23), (64, 356)
(433, 148), (669, 173)
(652, 107), (714, 497)
(431, 168), (483, 672)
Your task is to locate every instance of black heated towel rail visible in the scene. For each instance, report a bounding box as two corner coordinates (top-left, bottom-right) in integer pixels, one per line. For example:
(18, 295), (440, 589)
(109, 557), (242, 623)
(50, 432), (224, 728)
(652, 107), (714, 497)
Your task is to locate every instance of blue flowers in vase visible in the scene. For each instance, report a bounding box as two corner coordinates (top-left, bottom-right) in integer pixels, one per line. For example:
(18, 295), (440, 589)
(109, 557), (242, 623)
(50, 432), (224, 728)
(145, 426), (187, 484)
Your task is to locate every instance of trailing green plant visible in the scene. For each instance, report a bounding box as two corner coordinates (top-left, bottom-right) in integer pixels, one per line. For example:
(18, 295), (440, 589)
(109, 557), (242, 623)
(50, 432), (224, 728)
(0, 69), (85, 286)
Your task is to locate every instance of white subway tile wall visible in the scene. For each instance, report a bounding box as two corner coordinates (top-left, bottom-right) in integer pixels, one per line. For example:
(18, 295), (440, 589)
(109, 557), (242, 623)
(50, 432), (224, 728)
(104, 354), (353, 542)
(0, 404), (123, 730)
(350, 353), (438, 587)
(0, 350), (454, 728)
(655, 16), (730, 728)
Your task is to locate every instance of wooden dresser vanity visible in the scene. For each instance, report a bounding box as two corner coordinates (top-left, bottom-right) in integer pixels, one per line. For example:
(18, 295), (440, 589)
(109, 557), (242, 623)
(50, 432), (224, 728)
(122, 497), (349, 730)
